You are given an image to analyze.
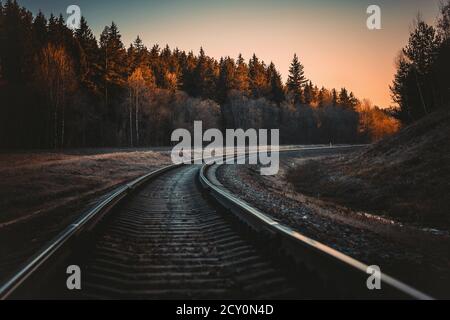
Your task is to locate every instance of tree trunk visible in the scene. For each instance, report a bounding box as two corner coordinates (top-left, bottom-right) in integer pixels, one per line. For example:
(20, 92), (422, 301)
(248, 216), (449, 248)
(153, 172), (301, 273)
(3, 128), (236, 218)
(82, 111), (86, 147)
(54, 81), (59, 149)
(135, 87), (139, 146)
(61, 81), (65, 149)
(129, 88), (133, 147)
(413, 66), (428, 115)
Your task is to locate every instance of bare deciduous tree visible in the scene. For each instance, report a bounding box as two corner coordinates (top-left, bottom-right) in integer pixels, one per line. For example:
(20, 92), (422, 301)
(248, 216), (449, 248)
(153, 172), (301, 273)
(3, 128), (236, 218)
(35, 44), (76, 148)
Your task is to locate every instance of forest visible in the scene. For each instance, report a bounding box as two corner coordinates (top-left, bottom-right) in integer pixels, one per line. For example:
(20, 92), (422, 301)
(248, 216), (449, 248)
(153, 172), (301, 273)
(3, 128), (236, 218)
(390, 3), (450, 125)
(2, 0), (440, 149)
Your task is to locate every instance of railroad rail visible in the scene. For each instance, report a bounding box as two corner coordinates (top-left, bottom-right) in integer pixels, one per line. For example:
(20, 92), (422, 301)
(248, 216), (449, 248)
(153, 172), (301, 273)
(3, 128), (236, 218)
(0, 146), (433, 299)
(199, 160), (433, 300)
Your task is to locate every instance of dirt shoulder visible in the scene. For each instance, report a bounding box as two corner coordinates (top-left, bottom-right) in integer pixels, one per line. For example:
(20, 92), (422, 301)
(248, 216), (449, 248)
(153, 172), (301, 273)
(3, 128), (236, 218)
(0, 149), (171, 282)
(216, 151), (450, 298)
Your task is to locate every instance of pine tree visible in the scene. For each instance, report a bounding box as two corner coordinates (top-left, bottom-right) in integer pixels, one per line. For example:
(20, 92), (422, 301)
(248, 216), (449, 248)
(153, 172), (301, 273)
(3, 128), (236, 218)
(52, 14), (76, 51)
(312, 84), (319, 104)
(348, 92), (359, 110)
(163, 45), (181, 90)
(192, 47), (206, 97)
(193, 47), (217, 99)
(233, 53), (250, 94)
(32, 11), (47, 47)
(303, 81), (313, 105)
(437, 1), (450, 40)
(47, 13), (57, 42)
(149, 44), (160, 59)
(286, 53), (307, 103)
(75, 17), (100, 93)
(434, 2), (450, 111)
(317, 87), (329, 107)
(217, 56), (236, 104)
(248, 54), (268, 98)
(1, 1), (39, 147)
(403, 18), (440, 75)
(180, 50), (197, 96)
(331, 89), (338, 106)
(266, 62), (284, 104)
(336, 88), (358, 110)
(391, 16), (442, 122)
(99, 22), (128, 107)
(338, 88), (349, 108)
(128, 36), (149, 69)
(1, 0), (34, 84)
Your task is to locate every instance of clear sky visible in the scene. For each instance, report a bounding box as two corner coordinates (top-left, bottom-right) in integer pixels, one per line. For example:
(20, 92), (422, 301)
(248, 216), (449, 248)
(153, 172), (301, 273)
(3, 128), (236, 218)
(19, 0), (441, 107)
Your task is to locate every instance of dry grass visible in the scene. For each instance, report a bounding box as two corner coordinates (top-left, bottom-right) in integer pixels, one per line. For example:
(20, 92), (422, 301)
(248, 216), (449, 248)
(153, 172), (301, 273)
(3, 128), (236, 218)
(0, 150), (171, 226)
(0, 149), (171, 282)
(287, 110), (450, 230)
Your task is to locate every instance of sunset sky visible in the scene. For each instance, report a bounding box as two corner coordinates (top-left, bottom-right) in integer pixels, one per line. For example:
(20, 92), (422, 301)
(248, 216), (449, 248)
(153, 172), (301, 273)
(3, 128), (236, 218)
(21, 0), (440, 107)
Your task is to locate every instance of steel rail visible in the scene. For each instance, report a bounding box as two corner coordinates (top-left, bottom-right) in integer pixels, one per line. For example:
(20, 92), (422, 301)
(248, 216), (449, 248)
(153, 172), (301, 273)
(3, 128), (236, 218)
(0, 163), (182, 299)
(0, 145), (263, 299)
(198, 148), (434, 300)
(0, 145), (350, 299)
(1, 144), (426, 300)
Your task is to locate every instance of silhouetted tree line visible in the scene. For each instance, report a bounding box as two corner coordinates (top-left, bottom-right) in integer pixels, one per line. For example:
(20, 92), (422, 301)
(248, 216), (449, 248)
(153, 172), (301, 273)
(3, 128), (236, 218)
(390, 2), (450, 124)
(0, 0), (397, 149)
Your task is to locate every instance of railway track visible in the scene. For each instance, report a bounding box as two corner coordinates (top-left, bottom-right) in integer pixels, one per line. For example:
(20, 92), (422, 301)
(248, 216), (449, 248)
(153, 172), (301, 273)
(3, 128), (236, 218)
(0, 146), (433, 300)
